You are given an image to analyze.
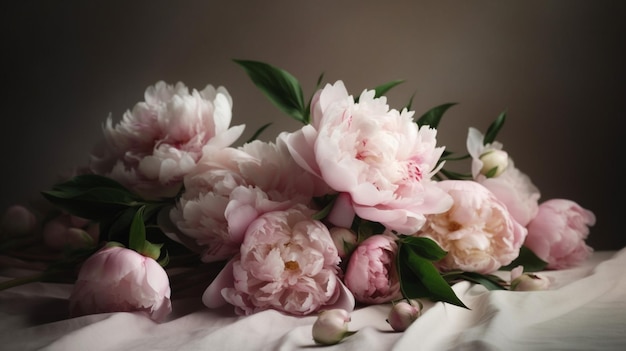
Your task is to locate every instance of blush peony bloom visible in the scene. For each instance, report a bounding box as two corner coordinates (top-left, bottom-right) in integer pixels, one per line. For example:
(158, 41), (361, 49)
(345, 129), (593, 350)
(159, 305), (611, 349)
(281, 81), (453, 234)
(524, 199), (596, 269)
(90, 81), (244, 199)
(202, 207), (354, 316)
(170, 137), (328, 263)
(466, 127), (540, 226)
(344, 234), (401, 304)
(69, 245), (172, 322)
(416, 180), (527, 274)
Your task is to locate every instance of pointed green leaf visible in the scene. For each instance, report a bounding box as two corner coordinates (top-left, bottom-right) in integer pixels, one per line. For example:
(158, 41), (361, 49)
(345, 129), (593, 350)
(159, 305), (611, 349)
(398, 243), (468, 308)
(246, 122), (273, 143)
(452, 272), (507, 291)
(501, 246), (548, 272)
(398, 236), (447, 261)
(483, 111), (506, 145)
(128, 206), (146, 252)
(234, 59), (307, 123)
(305, 72), (325, 116)
(373, 79), (405, 98)
(416, 103), (456, 128)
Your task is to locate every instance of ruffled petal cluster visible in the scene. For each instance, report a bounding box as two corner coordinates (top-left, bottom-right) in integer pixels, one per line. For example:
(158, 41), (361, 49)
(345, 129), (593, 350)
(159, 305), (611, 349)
(416, 180), (527, 274)
(90, 81), (244, 199)
(203, 207), (353, 316)
(282, 81), (452, 234)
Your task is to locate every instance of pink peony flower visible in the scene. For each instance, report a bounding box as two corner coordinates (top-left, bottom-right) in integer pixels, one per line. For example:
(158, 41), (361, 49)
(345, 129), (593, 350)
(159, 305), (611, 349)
(416, 180), (527, 274)
(466, 127), (540, 226)
(343, 234), (401, 304)
(90, 81), (244, 199)
(524, 199), (596, 269)
(69, 245), (172, 322)
(170, 138), (327, 263)
(202, 207), (354, 316)
(281, 81), (453, 234)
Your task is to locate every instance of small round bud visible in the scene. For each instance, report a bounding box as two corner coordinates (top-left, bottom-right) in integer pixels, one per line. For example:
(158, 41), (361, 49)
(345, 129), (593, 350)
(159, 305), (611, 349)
(479, 149), (509, 177)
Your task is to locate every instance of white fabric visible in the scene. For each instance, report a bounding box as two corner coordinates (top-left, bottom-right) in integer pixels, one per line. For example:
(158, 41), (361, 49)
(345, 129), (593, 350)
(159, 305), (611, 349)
(1, 249), (625, 351)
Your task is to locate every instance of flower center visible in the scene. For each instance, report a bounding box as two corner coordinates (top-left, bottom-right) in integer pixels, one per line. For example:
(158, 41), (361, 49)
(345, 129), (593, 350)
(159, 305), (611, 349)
(284, 260), (300, 271)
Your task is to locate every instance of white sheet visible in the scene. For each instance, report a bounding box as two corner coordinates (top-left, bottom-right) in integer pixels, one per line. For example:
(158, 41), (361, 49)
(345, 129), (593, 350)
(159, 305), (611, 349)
(1, 249), (625, 351)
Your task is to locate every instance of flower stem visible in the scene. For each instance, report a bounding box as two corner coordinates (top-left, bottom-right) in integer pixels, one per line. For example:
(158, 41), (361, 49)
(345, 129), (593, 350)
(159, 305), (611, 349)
(0, 272), (46, 291)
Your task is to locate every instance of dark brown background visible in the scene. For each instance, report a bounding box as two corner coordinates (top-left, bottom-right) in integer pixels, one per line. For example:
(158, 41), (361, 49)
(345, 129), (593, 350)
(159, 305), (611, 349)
(2, 1), (624, 250)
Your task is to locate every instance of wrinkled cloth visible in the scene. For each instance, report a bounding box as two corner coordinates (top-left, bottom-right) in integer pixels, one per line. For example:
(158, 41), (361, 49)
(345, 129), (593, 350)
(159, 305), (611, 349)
(1, 249), (625, 351)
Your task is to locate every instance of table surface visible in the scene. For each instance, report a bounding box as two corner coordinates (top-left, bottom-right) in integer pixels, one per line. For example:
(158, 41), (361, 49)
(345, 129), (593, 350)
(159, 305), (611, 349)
(1, 249), (625, 351)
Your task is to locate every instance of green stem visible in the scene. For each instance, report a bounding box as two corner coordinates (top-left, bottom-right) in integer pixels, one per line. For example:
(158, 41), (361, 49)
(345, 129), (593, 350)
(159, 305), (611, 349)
(0, 272), (46, 291)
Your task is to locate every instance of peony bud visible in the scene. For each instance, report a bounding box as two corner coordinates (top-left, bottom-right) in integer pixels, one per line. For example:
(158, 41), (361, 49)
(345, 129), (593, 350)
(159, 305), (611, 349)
(42, 215), (99, 251)
(69, 245), (172, 322)
(330, 227), (357, 258)
(510, 265), (550, 291)
(479, 149), (508, 178)
(387, 299), (421, 332)
(312, 309), (355, 345)
(0, 205), (37, 237)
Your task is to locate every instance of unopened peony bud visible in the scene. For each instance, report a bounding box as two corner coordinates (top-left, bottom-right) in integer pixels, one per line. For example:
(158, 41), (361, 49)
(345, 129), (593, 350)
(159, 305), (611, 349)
(330, 227), (357, 258)
(510, 266), (550, 291)
(42, 215), (99, 251)
(387, 299), (421, 332)
(479, 149), (508, 177)
(1, 205), (37, 237)
(312, 309), (355, 345)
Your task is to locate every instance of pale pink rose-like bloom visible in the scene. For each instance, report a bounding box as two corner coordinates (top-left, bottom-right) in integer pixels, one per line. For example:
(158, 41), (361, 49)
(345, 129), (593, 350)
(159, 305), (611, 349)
(344, 234), (402, 304)
(170, 138), (327, 263)
(417, 180), (527, 274)
(202, 207), (355, 316)
(466, 127), (540, 226)
(281, 81), (453, 234)
(69, 246), (172, 322)
(90, 81), (244, 199)
(524, 199), (596, 269)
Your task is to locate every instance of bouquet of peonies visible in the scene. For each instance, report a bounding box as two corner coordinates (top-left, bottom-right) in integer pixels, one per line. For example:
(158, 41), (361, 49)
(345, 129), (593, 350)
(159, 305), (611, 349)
(0, 60), (595, 341)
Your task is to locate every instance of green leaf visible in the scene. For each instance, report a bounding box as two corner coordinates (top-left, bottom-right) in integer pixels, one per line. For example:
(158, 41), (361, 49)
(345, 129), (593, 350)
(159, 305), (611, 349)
(304, 72), (325, 116)
(405, 92), (416, 111)
(398, 236), (447, 261)
(234, 59), (307, 123)
(246, 122), (273, 143)
(416, 103), (456, 128)
(446, 271), (507, 291)
(483, 111), (506, 145)
(398, 243), (468, 308)
(128, 206), (147, 252)
(312, 196), (336, 221)
(100, 206), (138, 242)
(437, 168), (472, 180)
(484, 166), (499, 178)
(41, 174), (142, 220)
(501, 246), (548, 272)
(373, 79), (405, 98)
